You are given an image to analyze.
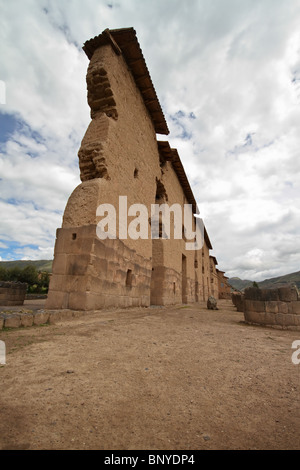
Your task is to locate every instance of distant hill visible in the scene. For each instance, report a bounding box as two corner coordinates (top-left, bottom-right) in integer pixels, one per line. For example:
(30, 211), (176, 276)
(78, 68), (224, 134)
(228, 271), (300, 292)
(0, 259), (53, 272)
(227, 277), (253, 291)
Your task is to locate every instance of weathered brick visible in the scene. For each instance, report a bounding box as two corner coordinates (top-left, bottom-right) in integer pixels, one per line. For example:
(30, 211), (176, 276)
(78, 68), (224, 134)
(275, 313), (293, 327)
(278, 287), (297, 302)
(20, 314), (33, 327)
(4, 315), (21, 328)
(244, 288), (262, 300)
(244, 299), (265, 313)
(33, 311), (50, 325)
(277, 301), (289, 314)
(244, 311), (265, 324)
(288, 301), (300, 315)
(265, 301), (279, 314)
(45, 291), (69, 309)
(261, 289), (280, 301)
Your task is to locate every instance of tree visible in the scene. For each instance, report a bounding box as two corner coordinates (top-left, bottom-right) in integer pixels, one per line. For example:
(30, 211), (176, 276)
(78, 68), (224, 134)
(0, 266), (8, 281)
(18, 265), (38, 285)
(7, 266), (22, 282)
(252, 281), (259, 288)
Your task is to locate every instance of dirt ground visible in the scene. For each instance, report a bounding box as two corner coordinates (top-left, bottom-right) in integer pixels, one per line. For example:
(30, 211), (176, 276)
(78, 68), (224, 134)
(0, 299), (299, 450)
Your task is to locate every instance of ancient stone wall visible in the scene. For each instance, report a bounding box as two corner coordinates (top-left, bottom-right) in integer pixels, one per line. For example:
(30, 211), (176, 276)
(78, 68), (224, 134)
(243, 286), (300, 330)
(46, 28), (223, 311)
(149, 160), (208, 305)
(0, 281), (27, 306)
(231, 292), (244, 312)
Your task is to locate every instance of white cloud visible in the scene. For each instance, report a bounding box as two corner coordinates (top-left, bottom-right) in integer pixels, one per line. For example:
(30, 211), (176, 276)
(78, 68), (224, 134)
(0, 0), (299, 281)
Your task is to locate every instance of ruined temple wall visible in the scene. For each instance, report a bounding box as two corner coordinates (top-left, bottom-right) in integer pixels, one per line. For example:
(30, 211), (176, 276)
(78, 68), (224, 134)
(243, 287), (300, 330)
(0, 281), (27, 306)
(201, 242), (211, 301)
(150, 161), (203, 304)
(47, 43), (162, 310)
(73, 43), (162, 258)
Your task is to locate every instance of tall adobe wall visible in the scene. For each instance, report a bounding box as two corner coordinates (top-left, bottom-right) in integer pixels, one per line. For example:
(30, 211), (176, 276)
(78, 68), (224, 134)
(46, 31), (163, 310)
(46, 28), (217, 310)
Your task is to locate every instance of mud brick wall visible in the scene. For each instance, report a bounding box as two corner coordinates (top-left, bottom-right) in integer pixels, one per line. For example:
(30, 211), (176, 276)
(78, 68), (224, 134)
(243, 286), (300, 329)
(0, 281), (27, 306)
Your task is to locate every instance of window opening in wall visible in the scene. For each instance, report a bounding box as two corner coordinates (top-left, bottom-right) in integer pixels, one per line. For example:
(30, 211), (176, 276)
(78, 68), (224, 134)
(173, 282), (176, 294)
(134, 168), (139, 178)
(194, 259), (198, 269)
(72, 233), (77, 240)
(126, 269), (133, 287)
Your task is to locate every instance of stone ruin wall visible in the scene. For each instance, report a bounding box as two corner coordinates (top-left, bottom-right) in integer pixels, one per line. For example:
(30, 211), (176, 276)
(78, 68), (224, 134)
(0, 281), (27, 306)
(47, 42), (161, 310)
(46, 29), (220, 311)
(232, 287), (300, 330)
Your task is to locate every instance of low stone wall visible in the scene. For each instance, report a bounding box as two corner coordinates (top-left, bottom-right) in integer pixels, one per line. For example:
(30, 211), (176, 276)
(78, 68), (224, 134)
(0, 281), (27, 306)
(243, 286), (300, 330)
(0, 308), (84, 330)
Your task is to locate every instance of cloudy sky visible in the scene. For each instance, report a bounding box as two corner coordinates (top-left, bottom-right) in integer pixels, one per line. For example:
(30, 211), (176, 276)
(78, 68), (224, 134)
(0, 0), (300, 281)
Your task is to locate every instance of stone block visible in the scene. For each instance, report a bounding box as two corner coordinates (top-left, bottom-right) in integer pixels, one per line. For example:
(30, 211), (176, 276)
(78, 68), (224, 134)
(113, 269), (126, 284)
(66, 254), (91, 276)
(68, 291), (90, 310)
(141, 295), (150, 307)
(20, 313), (34, 327)
(277, 313), (296, 327)
(261, 289), (280, 301)
(104, 294), (119, 308)
(244, 287), (262, 300)
(45, 291), (69, 309)
(207, 296), (218, 310)
(53, 228), (67, 254)
(52, 253), (68, 275)
(4, 315), (21, 328)
(264, 312), (276, 325)
(265, 301), (279, 314)
(80, 237), (94, 254)
(91, 257), (108, 276)
(244, 311), (265, 324)
(294, 315), (300, 327)
(244, 299), (265, 313)
(277, 301), (289, 314)
(278, 287), (297, 302)
(33, 311), (50, 325)
(48, 274), (66, 292)
(48, 311), (62, 324)
(58, 310), (74, 321)
(288, 301), (300, 315)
